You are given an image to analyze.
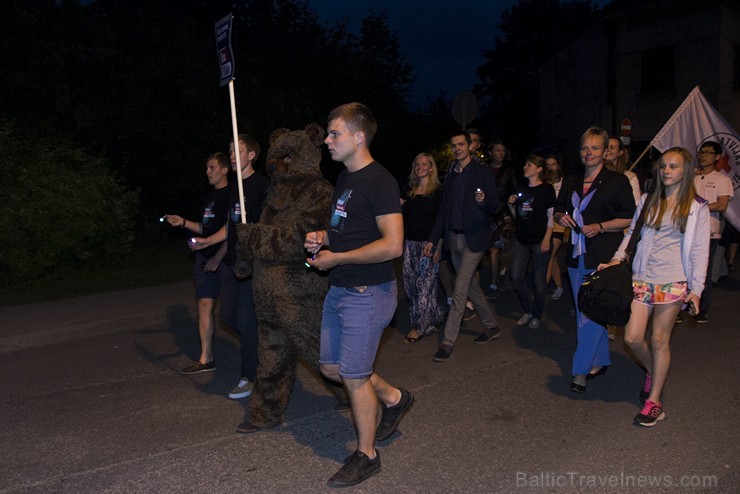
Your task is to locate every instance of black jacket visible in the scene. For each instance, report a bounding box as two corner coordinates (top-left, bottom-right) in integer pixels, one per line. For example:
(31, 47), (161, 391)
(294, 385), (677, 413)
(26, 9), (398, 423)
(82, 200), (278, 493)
(428, 159), (500, 253)
(555, 167), (636, 269)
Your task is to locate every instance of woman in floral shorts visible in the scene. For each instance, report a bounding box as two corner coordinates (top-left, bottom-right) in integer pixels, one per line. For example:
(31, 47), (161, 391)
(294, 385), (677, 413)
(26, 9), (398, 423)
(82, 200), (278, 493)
(600, 147), (710, 427)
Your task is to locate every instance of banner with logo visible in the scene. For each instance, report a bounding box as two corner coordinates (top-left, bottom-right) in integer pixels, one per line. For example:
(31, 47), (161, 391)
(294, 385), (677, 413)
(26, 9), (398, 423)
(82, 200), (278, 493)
(215, 14), (234, 87)
(651, 86), (740, 229)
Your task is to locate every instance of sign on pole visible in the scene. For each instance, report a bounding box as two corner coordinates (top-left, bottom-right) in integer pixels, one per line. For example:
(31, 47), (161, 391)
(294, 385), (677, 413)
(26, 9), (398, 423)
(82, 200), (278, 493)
(452, 91), (478, 130)
(215, 14), (235, 87)
(215, 13), (246, 223)
(620, 118), (632, 136)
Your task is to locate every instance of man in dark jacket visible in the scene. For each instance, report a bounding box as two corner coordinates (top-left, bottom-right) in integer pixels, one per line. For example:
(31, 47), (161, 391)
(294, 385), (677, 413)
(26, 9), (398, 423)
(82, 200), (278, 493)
(424, 131), (502, 362)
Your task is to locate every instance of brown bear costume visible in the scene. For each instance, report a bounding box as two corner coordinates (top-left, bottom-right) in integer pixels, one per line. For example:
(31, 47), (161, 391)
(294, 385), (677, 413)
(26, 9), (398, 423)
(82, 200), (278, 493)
(236, 123), (345, 429)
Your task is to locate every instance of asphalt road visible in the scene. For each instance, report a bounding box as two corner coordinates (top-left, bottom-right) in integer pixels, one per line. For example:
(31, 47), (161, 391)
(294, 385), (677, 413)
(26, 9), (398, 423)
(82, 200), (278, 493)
(1, 267), (738, 493)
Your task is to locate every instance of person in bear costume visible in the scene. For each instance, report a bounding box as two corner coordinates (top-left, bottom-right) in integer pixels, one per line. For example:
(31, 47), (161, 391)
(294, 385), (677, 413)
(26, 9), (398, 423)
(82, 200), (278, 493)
(235, 123), (346, 432)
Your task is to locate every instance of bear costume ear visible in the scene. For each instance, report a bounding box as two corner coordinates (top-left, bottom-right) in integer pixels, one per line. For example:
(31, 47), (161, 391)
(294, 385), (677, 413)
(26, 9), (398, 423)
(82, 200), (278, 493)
(269, 128), (290, 146)
(304, 123), (325, 147)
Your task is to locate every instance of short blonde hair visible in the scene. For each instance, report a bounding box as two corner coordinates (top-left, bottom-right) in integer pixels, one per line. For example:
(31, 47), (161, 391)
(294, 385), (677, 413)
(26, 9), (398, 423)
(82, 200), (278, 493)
(579, 126), (609, 150)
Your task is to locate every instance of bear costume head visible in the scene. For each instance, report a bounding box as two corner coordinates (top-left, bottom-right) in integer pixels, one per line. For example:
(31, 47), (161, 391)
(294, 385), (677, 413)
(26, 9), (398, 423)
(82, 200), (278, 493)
(266, 123), (325, 178)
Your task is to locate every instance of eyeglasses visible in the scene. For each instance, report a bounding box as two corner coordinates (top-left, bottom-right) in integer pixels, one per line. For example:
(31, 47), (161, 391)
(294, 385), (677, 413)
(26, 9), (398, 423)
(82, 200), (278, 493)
(698, 151), (717, 156)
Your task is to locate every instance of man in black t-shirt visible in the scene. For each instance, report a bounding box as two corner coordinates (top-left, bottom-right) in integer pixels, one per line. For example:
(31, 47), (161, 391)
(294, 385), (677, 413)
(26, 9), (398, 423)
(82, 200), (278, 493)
(164, 152), (230, 375)
(191, 135), (270, 401)
(305, 103), (413, 488)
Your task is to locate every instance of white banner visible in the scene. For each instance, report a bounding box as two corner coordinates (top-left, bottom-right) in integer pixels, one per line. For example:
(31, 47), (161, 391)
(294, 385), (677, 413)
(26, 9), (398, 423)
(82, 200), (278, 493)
(651, 86), (740, 230)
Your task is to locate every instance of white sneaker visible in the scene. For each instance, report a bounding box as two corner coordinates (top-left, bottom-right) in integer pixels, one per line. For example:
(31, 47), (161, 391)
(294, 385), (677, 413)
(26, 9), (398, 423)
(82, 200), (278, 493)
(228, 378), (253, 399)
(516, 314), (533, 326)
(527, 318), (541, 329)
(552, 287), (564, 300)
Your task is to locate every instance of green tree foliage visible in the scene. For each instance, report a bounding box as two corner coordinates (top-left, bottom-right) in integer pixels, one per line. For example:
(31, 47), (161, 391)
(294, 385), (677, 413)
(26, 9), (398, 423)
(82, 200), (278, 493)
(408, 92), (462, 174)
(1, 0), (232, 226)
(81, 0), (234, 220)
(229, 2), (415, 170)
(0, 123), (138, 283)
(229, 0), (330, 129)
(1, 0), (419, 228)
(0, 0), (440, 296)
(474, 0), (597, 152)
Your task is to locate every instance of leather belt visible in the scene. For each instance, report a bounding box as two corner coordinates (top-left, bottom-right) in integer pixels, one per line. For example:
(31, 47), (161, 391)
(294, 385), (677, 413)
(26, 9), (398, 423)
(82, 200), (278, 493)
(450, 228), (464, 234)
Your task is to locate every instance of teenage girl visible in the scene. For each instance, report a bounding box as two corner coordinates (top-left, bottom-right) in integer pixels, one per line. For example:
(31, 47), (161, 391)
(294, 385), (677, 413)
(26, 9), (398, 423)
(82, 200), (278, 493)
(600, 147), (709, 426)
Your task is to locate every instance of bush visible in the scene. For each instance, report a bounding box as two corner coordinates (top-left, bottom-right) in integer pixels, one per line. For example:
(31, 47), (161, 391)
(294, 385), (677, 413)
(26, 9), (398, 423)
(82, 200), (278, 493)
(0, 123), (139, 283)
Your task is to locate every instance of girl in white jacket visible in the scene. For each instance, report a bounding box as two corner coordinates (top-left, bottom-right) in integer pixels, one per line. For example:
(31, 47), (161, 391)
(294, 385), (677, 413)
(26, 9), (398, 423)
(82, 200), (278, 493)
(601, 147), (709, 427)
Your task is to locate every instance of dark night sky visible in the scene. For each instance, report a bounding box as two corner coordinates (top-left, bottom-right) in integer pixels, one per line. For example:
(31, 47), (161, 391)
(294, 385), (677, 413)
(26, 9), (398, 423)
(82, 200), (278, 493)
(307, 0), (512, 109)
(307, 0), (610, 109)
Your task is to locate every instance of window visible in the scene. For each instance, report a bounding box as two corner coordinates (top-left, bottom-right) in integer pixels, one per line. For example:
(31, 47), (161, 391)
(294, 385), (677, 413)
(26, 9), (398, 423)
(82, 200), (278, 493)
(640, 46), (675, 93)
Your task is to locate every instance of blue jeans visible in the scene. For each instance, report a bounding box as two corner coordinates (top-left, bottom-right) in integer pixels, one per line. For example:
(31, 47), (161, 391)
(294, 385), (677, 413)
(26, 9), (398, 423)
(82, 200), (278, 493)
(219, 267), (258, 381)
(568, 255), (611, 376)
(510, 239), (549, 319)
(319, 280), (397, 379)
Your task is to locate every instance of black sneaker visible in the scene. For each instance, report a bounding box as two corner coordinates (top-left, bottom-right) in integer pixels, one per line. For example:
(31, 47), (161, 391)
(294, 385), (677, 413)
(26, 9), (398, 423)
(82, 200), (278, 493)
(473, 326), (501, 344)
(179, 360), (215, 375)
(236, 420), (278, 434)
(375, 388), (414, 441)
(463, 307), (477, 321)
(694, 312), (708, 323)
(485, 287), (499, 300)
(236, 421), (263, 434)
(432, 346), (453, 362)
(327, 449), (381, 487)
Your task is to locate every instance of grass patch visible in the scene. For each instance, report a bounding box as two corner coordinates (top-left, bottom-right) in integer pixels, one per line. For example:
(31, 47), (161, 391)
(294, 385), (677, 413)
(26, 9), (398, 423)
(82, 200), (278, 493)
(0, 241), (193, 306)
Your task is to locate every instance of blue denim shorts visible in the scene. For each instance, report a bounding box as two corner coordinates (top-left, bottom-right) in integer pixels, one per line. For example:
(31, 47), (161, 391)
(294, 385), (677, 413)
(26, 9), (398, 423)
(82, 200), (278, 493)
(319, 280), (397, 379)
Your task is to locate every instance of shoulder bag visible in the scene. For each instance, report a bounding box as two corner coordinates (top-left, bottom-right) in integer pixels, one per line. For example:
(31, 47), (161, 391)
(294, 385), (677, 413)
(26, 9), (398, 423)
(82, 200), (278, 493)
(577, 206), (647, 327)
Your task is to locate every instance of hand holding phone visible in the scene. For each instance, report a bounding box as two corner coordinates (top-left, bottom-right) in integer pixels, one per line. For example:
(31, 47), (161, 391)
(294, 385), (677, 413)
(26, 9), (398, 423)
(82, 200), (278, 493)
(563, 211), (581, 234)
(474, 188), (484, 204)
